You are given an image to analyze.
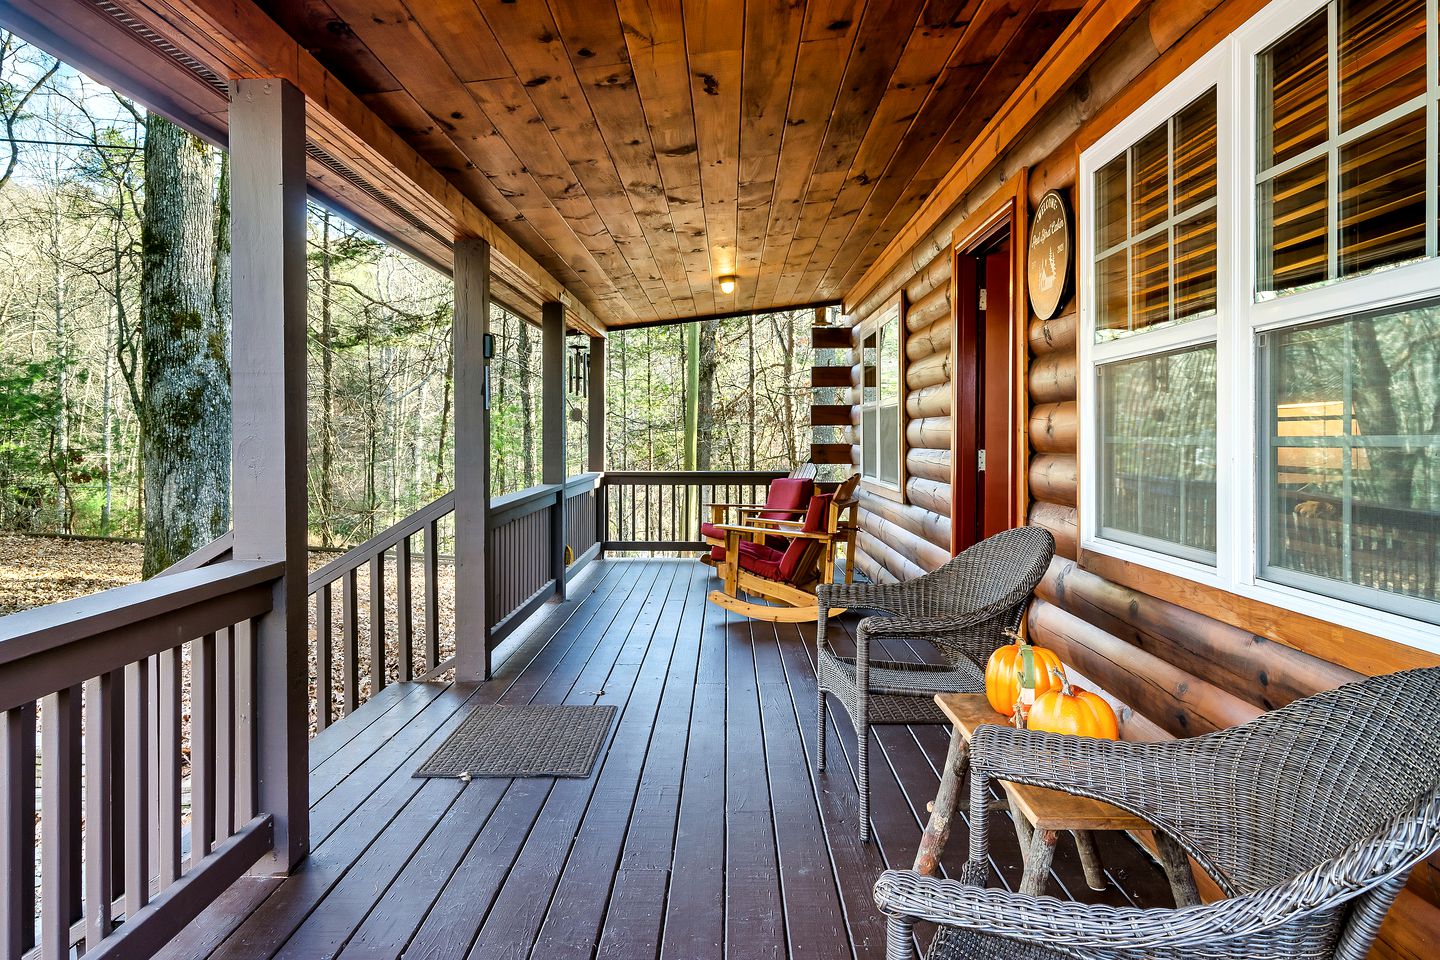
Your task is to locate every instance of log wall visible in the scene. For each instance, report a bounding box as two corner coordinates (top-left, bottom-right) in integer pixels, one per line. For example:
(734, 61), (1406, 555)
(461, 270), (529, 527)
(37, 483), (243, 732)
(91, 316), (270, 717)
(840, 0), (1440, 952)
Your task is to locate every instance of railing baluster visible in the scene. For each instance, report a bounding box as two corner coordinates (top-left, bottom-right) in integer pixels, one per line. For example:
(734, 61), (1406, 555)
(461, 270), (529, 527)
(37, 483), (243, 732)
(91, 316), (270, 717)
(40, 686), (79, 960)
(234, 619), (256, 825)
(370, 552), (387, 695)
(1, 702), (37, 957)
(157, 647), (181, 888)
(192, 633), (217, 865)
(396, 535), (413, 681)
(84, 673), (114, 946)
(123, 661), (149, 919)
(215, 627), (234, 838)
(424, 519), (440, 674)
(316, 586), (332, 732)
(342, 568), (359, 715)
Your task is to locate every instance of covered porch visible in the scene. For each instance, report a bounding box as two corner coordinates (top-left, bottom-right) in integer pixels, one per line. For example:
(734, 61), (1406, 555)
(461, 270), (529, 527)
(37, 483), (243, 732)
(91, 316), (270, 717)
(0, 0), (1437, 958)
(154, 557), (1171, 960)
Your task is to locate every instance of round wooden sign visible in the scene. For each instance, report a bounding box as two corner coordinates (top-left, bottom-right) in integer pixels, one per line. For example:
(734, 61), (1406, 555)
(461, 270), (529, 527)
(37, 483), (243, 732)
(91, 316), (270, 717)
(1027, 189), (1072, 322)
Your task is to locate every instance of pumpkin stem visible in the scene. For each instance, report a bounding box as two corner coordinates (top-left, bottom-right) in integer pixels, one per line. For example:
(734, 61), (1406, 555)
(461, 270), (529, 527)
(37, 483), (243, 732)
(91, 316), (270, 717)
(1049, 666), (1074, 697)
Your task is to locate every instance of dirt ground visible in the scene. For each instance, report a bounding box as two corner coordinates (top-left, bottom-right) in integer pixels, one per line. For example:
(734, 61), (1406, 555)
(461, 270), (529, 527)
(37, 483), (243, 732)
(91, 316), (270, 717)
(0, 533), (144, 615)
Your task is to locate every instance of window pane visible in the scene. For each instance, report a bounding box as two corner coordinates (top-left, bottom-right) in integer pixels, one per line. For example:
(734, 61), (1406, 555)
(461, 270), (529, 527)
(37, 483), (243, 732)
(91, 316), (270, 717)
(1338, 0), (1427, 132)
(1095, 156), (1128, 251)
(879, 405), (900, 486)
(1096, 250), (1129, 340)
(1130, 125), (1169, 235)
(1260, 156), (1329, 292)
(1130, 229), (1170, 332)
(862, 333), (877, 406)
(1174, 208), (1217, 321)
(1098, 345), (1218, 562)
(1263, 301), (1440, 621)
(1259, 10), (1329, 171)
(879, 318), (900, 403)
(1339, 108), (1427, 276)
(861, 407), (877, 480)
(1174, 92), (1218, 212)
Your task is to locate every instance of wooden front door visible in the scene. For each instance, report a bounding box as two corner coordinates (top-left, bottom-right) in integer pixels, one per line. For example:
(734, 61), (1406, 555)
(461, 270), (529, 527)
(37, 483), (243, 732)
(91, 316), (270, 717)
(952, 227), (1020, 553)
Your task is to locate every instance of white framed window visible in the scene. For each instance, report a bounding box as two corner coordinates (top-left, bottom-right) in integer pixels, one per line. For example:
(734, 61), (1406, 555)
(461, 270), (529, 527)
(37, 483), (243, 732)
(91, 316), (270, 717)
(860, 293), (905, 499)
(1079, 0), (1440, 653)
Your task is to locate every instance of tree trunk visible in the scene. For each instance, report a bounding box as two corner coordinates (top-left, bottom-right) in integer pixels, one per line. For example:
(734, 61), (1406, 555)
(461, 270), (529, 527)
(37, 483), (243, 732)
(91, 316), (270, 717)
(518, 313), (535, 487)
(684, 322), (699, 470)
(139, 116), (228, 577)
(696, 317), (720, 469)
(747, 315), (756, 469)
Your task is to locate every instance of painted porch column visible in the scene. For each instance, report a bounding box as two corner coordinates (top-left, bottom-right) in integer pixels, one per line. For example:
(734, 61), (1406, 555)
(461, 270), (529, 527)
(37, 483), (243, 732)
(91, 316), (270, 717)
(587, 335), (605, 472)
(228, 78), (308, 871)
(454, 238), (491, 681)
(541, 301), (567, 599)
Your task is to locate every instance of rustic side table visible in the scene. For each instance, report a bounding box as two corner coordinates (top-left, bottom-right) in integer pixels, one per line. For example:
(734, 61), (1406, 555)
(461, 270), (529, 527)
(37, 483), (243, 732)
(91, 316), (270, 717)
(913, 692), (1201, 906)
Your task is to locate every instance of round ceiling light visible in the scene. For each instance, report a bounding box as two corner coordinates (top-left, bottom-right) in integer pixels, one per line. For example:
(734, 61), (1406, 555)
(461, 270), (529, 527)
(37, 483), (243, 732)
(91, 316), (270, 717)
(718, 275), (737, 294)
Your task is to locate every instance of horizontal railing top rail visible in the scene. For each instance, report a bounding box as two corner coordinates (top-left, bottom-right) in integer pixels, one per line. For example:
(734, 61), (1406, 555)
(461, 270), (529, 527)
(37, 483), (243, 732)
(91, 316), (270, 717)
(599, 469), (788, 484)
(0, 560), (281, 712)
(309, 490), (456, 591)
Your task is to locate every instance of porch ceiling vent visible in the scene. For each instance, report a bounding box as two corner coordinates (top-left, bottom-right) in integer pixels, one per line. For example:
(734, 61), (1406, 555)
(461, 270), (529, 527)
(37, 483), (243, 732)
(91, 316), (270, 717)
(87, 0), (230, 97)
(84, 0), (450, 254)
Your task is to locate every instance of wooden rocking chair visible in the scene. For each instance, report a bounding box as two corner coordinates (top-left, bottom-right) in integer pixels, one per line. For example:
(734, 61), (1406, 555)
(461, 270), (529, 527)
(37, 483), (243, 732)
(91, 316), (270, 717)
(706, 478), (859, 623)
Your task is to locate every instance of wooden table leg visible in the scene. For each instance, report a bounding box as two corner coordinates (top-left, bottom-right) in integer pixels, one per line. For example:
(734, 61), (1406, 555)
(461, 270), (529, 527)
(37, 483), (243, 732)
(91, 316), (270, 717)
(1008, 804), (1033, 866)
(913, 724), (969, 876)
(1018, 828), (1060, 897)
(1153, 831), (1202, 907)
(1071, 830), (1107, 891)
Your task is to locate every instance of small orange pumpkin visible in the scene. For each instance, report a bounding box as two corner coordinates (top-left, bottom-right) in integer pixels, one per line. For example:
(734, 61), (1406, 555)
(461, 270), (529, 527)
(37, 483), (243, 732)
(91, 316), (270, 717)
(985, 629), (1066, 718)
(1027, 670), (1120, 740)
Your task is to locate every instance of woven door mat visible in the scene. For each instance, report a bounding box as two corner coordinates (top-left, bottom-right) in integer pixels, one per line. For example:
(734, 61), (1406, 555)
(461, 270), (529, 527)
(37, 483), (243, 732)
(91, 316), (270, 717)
(414, 703), (616, 779)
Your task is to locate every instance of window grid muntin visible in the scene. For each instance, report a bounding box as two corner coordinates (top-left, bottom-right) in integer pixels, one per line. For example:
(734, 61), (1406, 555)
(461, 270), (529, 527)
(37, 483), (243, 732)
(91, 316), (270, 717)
(1093, 90), (1220, 342)
(1256, 0), (1440, 294)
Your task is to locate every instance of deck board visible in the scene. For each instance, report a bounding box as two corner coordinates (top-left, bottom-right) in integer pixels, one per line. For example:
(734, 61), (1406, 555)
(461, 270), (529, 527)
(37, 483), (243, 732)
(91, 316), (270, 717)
(202, 558), (1172, 960)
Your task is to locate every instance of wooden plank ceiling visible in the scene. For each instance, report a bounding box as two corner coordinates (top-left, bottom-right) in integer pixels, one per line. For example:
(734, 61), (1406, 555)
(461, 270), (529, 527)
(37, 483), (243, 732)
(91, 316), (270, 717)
(254, 0), (1081, 328)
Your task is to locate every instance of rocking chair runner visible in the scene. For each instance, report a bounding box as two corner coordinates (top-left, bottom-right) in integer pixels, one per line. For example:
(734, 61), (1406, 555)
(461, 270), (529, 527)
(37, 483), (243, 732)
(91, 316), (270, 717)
(706, 483), (858, 622)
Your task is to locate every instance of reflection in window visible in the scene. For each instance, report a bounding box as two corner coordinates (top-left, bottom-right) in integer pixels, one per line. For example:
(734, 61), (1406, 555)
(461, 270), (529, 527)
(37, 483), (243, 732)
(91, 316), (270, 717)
(1098, 345), (1218, 563)
(861, 311), (902, 490)
(1093, 90), (1218, 341)
(1261, 301), (1440, 621)
(1257, 0), (1433, 293)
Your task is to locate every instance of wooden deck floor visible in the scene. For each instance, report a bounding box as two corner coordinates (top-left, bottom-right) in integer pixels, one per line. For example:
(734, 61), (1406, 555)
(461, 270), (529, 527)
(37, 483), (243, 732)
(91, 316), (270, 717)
(162, 558), (1171, 960)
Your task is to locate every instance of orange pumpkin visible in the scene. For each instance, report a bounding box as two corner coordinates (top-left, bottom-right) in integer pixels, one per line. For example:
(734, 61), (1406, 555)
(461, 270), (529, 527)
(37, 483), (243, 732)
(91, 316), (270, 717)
(1027, 671), (1120, 740)
(985, 631), (1066, 718)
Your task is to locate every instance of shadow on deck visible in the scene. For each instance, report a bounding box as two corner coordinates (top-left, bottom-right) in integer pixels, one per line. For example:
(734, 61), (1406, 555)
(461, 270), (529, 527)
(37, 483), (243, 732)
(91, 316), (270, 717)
(159, 558), (1171, 960)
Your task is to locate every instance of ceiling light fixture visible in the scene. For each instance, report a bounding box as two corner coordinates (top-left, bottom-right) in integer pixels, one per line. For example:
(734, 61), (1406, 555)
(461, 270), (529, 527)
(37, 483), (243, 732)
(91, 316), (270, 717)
(719, 275), (737, 294)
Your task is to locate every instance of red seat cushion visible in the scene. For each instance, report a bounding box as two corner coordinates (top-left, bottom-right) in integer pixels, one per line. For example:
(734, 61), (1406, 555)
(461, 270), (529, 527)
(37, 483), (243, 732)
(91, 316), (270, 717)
(759, 477), (814, 524)
(700, 520), (725, 541)
(739, 493), (831, 583)
(710, 540), (783, 565)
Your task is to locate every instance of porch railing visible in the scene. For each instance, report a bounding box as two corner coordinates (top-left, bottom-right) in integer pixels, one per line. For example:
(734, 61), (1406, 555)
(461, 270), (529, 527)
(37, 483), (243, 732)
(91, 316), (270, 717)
(599, 470), (788, 552)
(0, 560), (282, 960)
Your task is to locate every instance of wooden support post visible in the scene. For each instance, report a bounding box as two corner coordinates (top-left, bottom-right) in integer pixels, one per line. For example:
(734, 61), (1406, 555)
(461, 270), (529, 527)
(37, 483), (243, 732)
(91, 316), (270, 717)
(588, 335), (605, 473)
(542, 301), (568, 600)
(229, 77), (309, 872)
(454, 238), (491, 681)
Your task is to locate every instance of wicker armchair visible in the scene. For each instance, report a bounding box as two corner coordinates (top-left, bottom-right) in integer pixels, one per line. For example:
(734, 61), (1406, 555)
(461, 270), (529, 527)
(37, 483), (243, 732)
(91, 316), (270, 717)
(815, 526), (1054, 841)
(874, 667), (1440, 960)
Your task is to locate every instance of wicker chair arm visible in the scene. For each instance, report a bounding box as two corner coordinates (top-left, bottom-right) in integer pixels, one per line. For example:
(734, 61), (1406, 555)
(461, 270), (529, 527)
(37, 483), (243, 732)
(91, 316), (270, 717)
(815, 580), (912, 614)
(872, 858), (1405, 953)
(856, 611), (1000, 638)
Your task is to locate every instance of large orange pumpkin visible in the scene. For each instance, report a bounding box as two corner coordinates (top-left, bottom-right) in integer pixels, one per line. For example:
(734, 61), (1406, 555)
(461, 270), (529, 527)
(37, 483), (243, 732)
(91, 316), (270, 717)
(1027, 671), (1120, 740)
(985, 631), (1066, 718)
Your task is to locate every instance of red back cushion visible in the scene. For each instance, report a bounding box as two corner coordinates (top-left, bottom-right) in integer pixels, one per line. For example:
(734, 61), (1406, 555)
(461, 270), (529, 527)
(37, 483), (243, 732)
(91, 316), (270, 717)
(760, 477), (814, 523)
(777, 493), (831, 583)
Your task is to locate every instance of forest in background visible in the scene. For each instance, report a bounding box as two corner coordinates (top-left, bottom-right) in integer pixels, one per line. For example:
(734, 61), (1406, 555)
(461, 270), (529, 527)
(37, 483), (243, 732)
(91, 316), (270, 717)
(0, 36), (813, 560)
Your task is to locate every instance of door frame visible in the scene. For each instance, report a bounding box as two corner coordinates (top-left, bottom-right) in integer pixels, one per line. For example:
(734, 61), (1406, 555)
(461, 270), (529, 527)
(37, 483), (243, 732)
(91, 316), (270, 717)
(948, 170), (1030, 555)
